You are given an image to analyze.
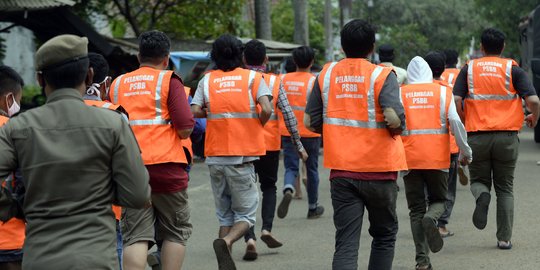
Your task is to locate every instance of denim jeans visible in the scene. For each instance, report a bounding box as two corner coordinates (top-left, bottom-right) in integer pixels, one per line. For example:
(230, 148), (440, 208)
(331, 178), (398, 270)
(245, 151), (280, 241)
(116, 220), (123, 270)
(282, 136), (320, 209)
(438, 154), (458, 227)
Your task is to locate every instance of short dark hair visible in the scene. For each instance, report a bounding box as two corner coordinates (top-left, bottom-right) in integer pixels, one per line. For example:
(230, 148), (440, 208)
(292, 46), (315, 69)
(210, 34), (243, 72)
(443, 49), (459, 67)
(138, 30), (171, 64)
(88, 52), (109, 83)
(340, 19), (376, 58)
(424, 51), (446, 78)
(42, 58), (89, 89)
(378, 44), (395, 62)
(481, 28), (505, 55)
(0, 65), (24, 96)
(244, 39), (266, 66)
(284, 56), (296, 73)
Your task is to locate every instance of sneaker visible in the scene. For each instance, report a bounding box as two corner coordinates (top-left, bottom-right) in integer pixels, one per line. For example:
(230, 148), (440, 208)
(422, 217), (443, 253)
(458, 165), (469, 186)
(277, 191), (293, 219)
(473, 192), (491, 230)
(497, 240), (512, 250)
(307, 205), (324, 219)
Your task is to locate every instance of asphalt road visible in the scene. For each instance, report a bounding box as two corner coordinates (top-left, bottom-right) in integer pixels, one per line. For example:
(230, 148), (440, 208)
(165, 128), (540, 270)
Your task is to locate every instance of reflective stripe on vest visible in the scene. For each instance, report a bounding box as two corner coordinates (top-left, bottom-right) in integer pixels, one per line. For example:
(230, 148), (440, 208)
(467, 59), (517, 100)
(401, 86), (448, 136)
(123, 70), (170, 126)
(447, 73), (455, 85)
(268, 75), (278, 121)
(322, 64), (386, 128)
(204, 70), (258, 120)
(101, 102), (112, 109)
(112, 74), (124, 104)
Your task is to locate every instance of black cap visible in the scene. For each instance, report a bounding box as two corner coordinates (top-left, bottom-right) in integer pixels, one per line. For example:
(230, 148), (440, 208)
(424, 52), (446, 77)
(378, 44), (394, 56)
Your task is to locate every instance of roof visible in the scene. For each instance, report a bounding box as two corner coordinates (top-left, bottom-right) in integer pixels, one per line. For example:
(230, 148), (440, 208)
(0, 0), (75, 11)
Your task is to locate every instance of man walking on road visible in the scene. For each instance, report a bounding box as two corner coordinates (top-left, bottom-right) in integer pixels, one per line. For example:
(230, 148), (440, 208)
(0, 34), (150, 270)
(191, 34), (272, 270)
(378, 44), (408, 85)
(278, 46), (324, 220)
(401, 56), (472, 270)
(241, 39), (308, 261)
(453, 28), (540, 249)
(305, 19), (407, 270)
(111, 30), (195, 270)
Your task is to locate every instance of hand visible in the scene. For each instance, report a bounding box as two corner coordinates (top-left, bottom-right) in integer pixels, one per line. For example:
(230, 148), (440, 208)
(144, 200), (153, 209)
(459, 156), (472, 166)
(383, 108), (401, 129)
(525, 114), (537, 128)
(298, 149), (309, 162)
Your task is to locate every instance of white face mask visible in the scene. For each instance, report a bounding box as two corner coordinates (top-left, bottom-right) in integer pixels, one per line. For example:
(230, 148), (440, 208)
(7, 94), (20, 117)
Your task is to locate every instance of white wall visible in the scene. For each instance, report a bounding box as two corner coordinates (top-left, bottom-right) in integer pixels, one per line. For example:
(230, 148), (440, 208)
(0, 23), (36, 86)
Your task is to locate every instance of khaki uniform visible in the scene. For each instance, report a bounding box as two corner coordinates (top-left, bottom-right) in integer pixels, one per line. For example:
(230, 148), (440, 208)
(0, 89), (150, 270)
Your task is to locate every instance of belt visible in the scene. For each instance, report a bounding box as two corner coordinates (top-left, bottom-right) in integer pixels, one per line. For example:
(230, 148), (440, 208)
(468, 130), (518, 136)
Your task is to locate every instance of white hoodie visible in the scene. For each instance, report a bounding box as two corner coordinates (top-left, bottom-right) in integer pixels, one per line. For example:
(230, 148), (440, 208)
(404, 56), (472, 163)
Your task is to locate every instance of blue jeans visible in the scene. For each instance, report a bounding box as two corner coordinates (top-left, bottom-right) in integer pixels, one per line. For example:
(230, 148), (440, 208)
(282, 136), (321, 209)
(116, 220), (123, 270)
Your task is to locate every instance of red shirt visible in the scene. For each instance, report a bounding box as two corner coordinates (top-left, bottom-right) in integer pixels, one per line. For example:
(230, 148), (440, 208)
(147, 76), (194, 193)
(330, 170), (398, 181)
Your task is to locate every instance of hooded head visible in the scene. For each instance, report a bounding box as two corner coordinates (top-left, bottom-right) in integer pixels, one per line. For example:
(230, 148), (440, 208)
(406, 56), (433, 84)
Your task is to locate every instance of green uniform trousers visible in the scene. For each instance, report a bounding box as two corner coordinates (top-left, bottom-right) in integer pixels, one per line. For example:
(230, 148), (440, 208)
(404, 170), (448, 266)
(468, 131), (519, 241)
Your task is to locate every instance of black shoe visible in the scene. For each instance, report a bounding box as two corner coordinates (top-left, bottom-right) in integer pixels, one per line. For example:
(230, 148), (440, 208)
(422, 217), (443, 253)
(307, 205), (324, 219)
(473, 192), (491, 230)
(277, 191), (293, 219)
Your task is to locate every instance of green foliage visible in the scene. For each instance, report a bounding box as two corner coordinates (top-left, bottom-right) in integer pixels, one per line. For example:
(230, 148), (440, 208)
(21, 85), (44, 108)
(378, 24), (430, 67)
(474, 0), (540, 59)
(352, 0), (485, 66)
(271, 0), (326, 62)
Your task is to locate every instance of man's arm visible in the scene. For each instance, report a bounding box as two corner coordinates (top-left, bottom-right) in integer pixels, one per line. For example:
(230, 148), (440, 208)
(112, 118), (151, 209)
(169, 77), (194, 139)
(452, 65), (469, 122)
(276, 83), (307, 160)
(511, 66), (540, 128)
(448, 100), (472, 165)
(304, 76), (324, 133)
(255, 78), (272, 126)
(525, 95), (540, 128)
(190, 78), (208, 118)
(378, 72), (405, 135)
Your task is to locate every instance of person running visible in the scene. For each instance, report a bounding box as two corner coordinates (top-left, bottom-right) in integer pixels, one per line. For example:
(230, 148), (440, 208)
(241, 39), (308, 261)
(401, 56), (472, 270)
(424, 51), (459, 238)
(278, 46), (324, 220)
(305, 19), (407, 270)
(453, 28), (540, 249)
(191, 34), (272, 270)
(111, 30), (194, 270)
(0, 34), (150, 270)
(0, 65), (24, 270)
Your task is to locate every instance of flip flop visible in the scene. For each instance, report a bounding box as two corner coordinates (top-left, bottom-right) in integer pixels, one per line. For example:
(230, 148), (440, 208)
(213, 239), (236, 270)
(242, 244), (258, 261)
(497, 241), (512, 250)
(440, 230), (455, 238)
(260, 234), (283, 248)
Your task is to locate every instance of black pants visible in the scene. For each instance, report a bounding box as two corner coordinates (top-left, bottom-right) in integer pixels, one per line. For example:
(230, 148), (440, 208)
(331, 177), (398, 270)
(245, 150), (280, 241)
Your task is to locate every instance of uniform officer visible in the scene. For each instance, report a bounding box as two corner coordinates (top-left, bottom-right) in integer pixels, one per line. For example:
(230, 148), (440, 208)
(0, 34), (150, 270)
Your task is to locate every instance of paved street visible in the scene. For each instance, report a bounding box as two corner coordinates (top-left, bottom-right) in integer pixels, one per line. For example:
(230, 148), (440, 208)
(177, 128), (540, 270)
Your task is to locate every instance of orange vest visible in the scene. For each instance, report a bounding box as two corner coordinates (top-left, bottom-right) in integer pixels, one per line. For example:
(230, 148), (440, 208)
(279, 72), (320, 137)
(435, 79), (459, 154)
(111, 67), (189, 165)
(258, 74), (281, 151)
(465, 57), (523, 132)
(201, 68), (266, 156)
(183, 87), (193, 163)
(319, 59), (407, 172)
(441, 68), (460, 87)
(84, 99), (121, 110)
(0, 116), (25, 250)
(400, 83), (452, 169)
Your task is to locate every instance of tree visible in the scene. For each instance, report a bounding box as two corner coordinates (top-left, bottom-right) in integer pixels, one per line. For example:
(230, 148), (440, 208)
(293, 0), (309, 45)
(339, 0), (352, 27)
(324, 0), (334, 61)
(474, 0), (539, 59)
(76, 0), (249, 39)
(255, 0), (272, 40)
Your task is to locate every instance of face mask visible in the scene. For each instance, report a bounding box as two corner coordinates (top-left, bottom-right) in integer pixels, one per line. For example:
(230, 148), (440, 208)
(7, 94), (20, 117)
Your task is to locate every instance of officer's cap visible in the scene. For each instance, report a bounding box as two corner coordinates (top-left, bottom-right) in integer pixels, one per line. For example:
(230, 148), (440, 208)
(35, 34), (88, 71)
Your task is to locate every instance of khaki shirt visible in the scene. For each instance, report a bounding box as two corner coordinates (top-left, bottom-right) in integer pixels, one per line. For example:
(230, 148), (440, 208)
(0, 89), (150, 270)
(381, 62), (408, 85)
